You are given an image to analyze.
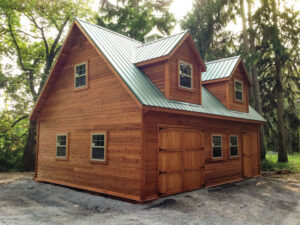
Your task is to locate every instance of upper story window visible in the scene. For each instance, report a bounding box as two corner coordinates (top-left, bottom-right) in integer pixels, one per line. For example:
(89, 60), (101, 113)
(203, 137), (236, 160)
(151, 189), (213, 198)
(212, 135), (222, 158)
(56, 134), (67, 158)
(91, 133), (107, 162)
(179, 61), (193, 89)
(75, 63), (87, 88)
(230, 135), (239, 157)
(234, 80), (243, 101)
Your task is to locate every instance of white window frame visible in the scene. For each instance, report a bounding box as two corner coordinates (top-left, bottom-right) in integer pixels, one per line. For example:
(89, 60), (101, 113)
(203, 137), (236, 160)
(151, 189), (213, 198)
(90, 132), (107, 162)
(229, 135), (239, 157)
(178, 61), (193, 89)
(56, 134), (68, 159)
(74, 62), (87, 89)
(212, 135), (223, 159)
(234, 80), (243, 102)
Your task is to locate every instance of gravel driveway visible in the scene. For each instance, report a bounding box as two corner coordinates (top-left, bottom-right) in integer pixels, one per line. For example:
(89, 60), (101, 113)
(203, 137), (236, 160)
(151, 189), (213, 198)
(0, 172), (300, 225)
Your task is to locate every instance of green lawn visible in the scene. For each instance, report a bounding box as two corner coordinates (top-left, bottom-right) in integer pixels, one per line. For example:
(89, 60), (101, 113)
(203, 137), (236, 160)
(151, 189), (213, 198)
(261, 152), (300, 173)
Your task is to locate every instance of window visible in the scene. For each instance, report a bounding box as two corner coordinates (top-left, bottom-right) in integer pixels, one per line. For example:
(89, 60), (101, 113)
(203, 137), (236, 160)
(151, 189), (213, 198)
(234, 80), (243, 101)
(74, 63), (87, 88)
(91, 133), (107, 161)
(230, 136), (239, 157)
(212, 135), (222, 158)
(56, 135), (67, 158)
(179, 61), (193, 89)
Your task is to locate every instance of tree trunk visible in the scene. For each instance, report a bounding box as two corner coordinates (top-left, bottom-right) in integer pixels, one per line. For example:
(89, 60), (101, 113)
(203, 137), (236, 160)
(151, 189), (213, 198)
(270, 0), (288, 162)
(240, 0), (254, 102)
(22, 120), (36, 171)
(247, 0), (266, 159)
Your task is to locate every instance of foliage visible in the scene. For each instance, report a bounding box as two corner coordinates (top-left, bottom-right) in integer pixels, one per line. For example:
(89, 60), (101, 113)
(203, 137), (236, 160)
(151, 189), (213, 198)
(0, 0), (94, 171)
(0, 109), (28, 171)
(261, 152), (300, 173)
(96, 0), (176, 42)
(181, 0), (238, 60)
(253, 0), (300, 157)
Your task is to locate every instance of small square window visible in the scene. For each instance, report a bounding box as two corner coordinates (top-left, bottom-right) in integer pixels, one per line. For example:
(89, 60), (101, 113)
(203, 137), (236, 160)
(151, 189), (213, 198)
(56, 135), (67, 158)
(75, 63), (87, 88)
(179, 61), (193, 89)
(212, 135), (222, 158)
(91, 133), (107, 161)
(234, 80), (243, 101)
(230, 136), (239, 157)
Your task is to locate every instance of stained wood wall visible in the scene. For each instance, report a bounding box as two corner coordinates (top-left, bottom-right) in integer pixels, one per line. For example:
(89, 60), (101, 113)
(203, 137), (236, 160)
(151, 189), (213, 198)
(36, 26), (143, 201)
(143, 111), (260, 200)
(168, 40), (202, 105)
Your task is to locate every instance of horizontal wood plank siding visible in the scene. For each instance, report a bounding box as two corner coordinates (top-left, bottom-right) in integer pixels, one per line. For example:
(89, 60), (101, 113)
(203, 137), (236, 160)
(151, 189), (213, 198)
(140, 62), (166, 94)
(203, 81), (228, 107)
(143, 111), (259, 200)
(37, 27), (142, 200)
(168, 40), (201, 105)
(228, 64), (249, 112)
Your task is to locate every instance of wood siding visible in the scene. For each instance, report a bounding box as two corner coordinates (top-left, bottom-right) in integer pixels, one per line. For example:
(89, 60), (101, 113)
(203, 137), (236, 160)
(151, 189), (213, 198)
(168, 40), (202, 104)
(227, 64), (249, 112)
(36, 26), (143, 201)
(140, 62), (166, 95)
(203, 81), (227, 107)
(143, 111), (260, 200)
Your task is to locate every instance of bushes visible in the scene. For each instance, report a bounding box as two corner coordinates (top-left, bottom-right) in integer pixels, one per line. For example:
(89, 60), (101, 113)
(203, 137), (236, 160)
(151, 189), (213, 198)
(261, 152), (300, 173)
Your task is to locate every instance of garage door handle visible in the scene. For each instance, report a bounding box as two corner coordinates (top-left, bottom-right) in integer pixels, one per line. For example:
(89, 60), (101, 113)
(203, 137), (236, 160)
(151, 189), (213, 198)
(159, 171), (167, 175)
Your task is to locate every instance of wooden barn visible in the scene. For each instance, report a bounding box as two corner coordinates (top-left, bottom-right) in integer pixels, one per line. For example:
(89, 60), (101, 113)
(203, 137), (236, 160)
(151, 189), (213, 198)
(29, 19), (265, 202)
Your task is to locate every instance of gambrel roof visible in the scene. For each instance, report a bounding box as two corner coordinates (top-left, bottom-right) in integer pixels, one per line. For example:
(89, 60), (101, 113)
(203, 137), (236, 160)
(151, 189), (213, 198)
(29, 19), (265, 122)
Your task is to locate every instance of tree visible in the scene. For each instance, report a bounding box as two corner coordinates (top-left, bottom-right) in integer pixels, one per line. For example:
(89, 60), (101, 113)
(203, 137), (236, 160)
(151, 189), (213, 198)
(254, 0), (300, 162)
(181, 0), (238, 61)
(96, 0), (176, 41)
(239, 0), (266, 159)
(0, 0), (93, 170)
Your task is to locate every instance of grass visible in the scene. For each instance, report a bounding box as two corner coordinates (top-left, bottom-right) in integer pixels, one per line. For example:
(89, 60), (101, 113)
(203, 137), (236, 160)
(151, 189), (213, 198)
(261, 152), (300, 173)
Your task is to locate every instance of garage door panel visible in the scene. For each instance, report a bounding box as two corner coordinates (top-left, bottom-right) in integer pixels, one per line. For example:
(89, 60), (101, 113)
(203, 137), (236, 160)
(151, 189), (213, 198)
(159, 151), (182, 172)
(159, 173), (182, 195)
(158, 126), (205, 196)
(183, 169), (204, 190)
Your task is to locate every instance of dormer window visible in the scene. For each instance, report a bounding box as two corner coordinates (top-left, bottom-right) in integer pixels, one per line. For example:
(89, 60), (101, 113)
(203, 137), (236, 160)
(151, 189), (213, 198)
(179, 61), (193, 89)
(75, 63), (87, 88)
(234, 80), (243, 101)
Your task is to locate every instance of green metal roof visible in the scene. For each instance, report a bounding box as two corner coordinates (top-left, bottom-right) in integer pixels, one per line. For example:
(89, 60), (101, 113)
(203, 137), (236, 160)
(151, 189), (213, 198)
(202, 55), (241, 82)
(77, 19), (265, 122)
(134, 31), (188, 64)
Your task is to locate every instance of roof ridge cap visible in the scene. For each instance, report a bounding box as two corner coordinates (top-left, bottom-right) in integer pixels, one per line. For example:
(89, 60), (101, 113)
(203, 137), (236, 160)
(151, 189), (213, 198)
(76, 18), (143, 44)
(136, 30), (189, 48)
(205, 55), (240, 65)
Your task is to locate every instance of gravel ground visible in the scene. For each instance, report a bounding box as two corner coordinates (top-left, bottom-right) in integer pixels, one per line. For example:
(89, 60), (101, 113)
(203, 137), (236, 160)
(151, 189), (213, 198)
(0, 172), (300, 225)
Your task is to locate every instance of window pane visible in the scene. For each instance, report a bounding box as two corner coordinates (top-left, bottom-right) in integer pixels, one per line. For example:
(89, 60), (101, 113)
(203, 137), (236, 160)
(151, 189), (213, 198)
(230, 146), (238, 156)
(76, 64), (86, 76)
(76, 76), (86, 87)
(212, 136), (221, 146)
(92, 147), (105, 160)
(180, 75), (192, 88)
(213, 147), (222, 157)
(235, 91), (242, 101)
(92, 134), (105, 147)
(180, 63), (191, 76)
(57, 146), (66, 157)
(57, 135), (66, 146)
(235, 81), (242, 91)
(230, 136), (238, 146)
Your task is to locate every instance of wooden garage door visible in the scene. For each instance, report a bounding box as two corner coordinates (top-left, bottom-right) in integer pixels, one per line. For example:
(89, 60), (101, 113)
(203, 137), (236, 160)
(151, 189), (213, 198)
(158, 127), (205, 196)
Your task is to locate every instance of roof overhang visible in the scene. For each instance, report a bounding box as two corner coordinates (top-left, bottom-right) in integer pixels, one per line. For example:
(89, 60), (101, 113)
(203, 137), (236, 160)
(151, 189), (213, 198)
(135, 33), (206, 72)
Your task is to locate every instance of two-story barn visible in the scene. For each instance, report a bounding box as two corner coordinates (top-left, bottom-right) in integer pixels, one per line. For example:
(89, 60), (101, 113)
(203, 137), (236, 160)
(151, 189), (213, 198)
(29, 19), (265, 202)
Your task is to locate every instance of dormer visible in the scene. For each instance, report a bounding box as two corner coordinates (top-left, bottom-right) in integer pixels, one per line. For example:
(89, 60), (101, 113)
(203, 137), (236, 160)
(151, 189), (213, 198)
(202, 56), (251, 113)
(144, 26), (165, 43)
(135, 31), (206, 105)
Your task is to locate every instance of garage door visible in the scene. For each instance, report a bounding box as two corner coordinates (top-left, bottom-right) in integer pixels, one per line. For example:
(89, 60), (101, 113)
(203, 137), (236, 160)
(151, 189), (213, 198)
(158, 126), (205, 196)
